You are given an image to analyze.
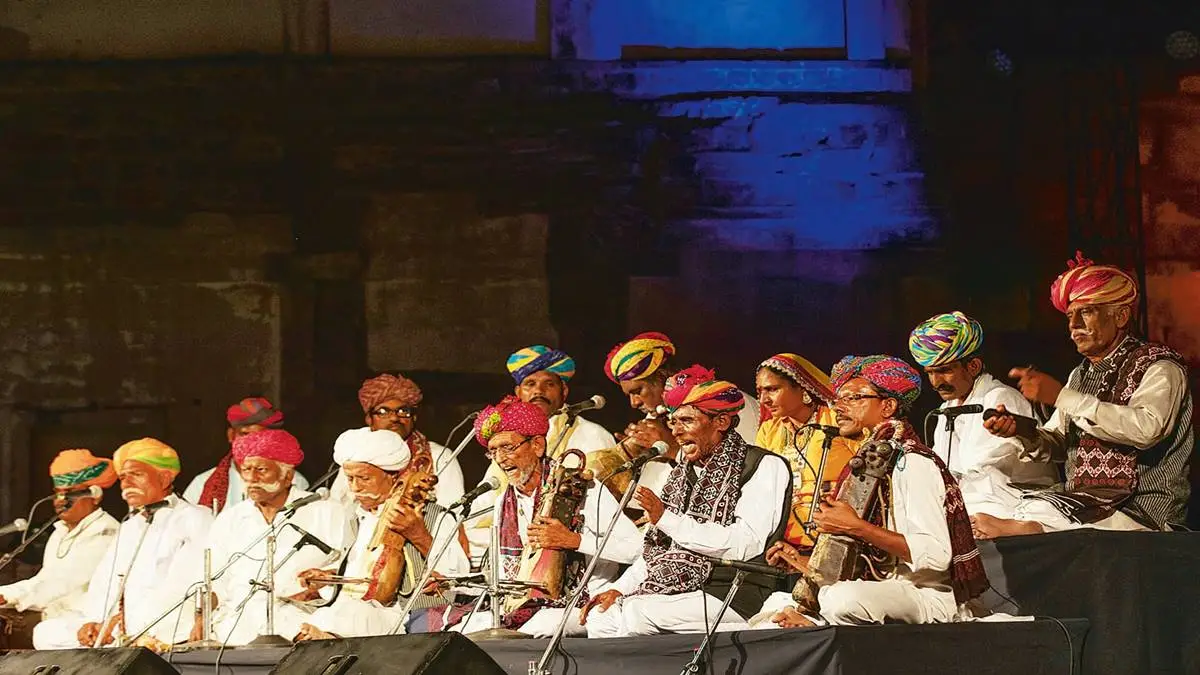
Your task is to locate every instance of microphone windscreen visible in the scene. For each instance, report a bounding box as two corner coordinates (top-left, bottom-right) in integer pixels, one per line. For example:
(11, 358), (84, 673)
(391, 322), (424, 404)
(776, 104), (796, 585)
(650, 441), (670, 457)
(591, 394), (606, 410)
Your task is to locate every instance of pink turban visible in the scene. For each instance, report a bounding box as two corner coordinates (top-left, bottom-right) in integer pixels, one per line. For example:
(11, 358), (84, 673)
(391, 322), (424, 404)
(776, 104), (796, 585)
(231, 429), (305, 467)
(474, 395), (550, 446)
(1050, 251), (1138, 314)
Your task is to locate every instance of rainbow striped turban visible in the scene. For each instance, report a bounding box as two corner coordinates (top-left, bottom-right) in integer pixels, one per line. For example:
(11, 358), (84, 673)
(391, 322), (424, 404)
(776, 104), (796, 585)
(113, 438), (181, 478)
(604, 332), (676, 383)
(662, 364), (745, 415)
(1050, 251), (1138, 314)
(506, 345), (576, 384)
(50, 449), (118, 490)
(908, 311), (984, 368)
(474, 395), (551, 446)
(831, 355), (923, 412)
(757, 353), (835, 405)
(232, 429), (305, 467)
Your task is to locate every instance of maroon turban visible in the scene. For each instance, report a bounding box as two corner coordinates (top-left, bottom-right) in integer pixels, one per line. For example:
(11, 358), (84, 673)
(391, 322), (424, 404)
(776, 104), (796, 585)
(358, 374), (423, 413)
(226, 397), (284, 429)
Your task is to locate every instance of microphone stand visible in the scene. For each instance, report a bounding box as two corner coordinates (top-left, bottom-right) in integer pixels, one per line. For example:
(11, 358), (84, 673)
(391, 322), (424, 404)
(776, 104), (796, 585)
(0, 518), (57, 574)
(387, 507), (470, 634)
(804, 430), (836, 533)
(679, 570), (746, 675)
(437, 425), (477, 477)
(243, 532), (294, 646)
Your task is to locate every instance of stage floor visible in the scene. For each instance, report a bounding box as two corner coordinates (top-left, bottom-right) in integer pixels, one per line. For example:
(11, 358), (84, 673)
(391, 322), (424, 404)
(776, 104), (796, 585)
(167, 619), (1088, 675)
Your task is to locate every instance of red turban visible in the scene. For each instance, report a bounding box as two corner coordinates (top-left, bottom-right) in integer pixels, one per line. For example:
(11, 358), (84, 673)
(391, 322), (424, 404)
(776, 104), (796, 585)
(662, 364), (745, 415)
(226, 397), (284, 429)
(231, 429), (305, 467)
(358, 374), (423, 413)
(1050, 251), (1138, 314)
(474, 395), (550, 446)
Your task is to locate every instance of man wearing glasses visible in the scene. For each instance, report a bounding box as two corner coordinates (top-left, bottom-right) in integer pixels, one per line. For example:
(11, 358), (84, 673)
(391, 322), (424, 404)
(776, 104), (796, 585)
(330, 373), (466, 509)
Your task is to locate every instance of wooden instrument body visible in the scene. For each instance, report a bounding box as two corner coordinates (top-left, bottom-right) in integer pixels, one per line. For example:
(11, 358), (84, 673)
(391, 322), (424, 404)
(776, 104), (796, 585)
(793, 439), (900, 612)
(589, 408), (666, 500)
(360, 453), (436, 605)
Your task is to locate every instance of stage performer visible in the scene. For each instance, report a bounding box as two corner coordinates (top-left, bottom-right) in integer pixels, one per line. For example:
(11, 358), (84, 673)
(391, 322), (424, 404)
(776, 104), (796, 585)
(976, 252), (1193, 536)
(445, 396), (640, 637)
(1, 451), (119, 648)
(295, 427), (469, 640)
(908, 312), (1057, 517)
(331, 373), (465, 509)
(183, 397), (310, 514)
(580, 366), (791, 637)
(749, 355), (988, 628)
(755, 352), (858, 549)
(191, 430), (351, 645)
(34, 439), (213, 649)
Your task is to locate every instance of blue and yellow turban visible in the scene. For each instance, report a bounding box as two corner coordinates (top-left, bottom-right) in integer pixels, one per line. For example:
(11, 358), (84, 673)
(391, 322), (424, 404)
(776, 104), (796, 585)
(506, 345), (576, 384)
(604, 332), (676, 383)
(908, 311), (984, 368)
(831, 355), (922, 412)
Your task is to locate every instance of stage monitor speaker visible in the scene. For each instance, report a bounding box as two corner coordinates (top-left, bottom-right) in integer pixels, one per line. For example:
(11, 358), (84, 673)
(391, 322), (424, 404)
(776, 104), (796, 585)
(269, 633), (506, 675)
(0, 648), (177, 675)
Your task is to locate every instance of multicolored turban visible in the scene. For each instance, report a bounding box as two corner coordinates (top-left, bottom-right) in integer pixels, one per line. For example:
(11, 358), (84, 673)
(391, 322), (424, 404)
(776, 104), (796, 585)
(50, 449), (118, 490)
(831, 355), (923, 412)
(225, 397), (284, 429)
(662, 364), (746, 415)
(506, 345), (575, 384)
(113, 438), (181, 478)
(604, 332), (676, 383)
(1050, 251), (1138, 314)
(757, 353), (835, 404)
(474, 395), (551, 446)
(333, 427), (411, 471)
(232, 429), (304, 467)
(908, 311), (984, 368)
(358, 373), (423, 414)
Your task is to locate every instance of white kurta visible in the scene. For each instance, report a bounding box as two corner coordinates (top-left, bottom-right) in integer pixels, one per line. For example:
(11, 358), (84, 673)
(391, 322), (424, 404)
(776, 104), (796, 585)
(930, 373), (1058, 518)
(201, 486), (353, 645)
(33, 495), (213, 649)
(304, 500), (469, 637)
(585, 453), (790, 638)
(0, 509), (119, 619)
(735, 395), (762, 447)
(330, 439), (465, 510)
(548, 414), (616, 454)
(183, 464), (310, 514)
(749, 452), (958, 627)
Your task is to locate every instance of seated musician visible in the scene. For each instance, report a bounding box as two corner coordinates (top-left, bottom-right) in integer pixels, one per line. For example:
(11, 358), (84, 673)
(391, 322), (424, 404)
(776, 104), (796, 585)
(748, 355), (987, 627)
(445, 396), (640, 637)
(755, 353), (858, 550)
(34, 439), (213, 649)
(975, 253), (1193, 537)
(295, 427), (468, 640)
(908, 312), (1057, 517)
(188, 430), (351, 645)
(1, 451), (119, 648)
(580, 366), (791, 638)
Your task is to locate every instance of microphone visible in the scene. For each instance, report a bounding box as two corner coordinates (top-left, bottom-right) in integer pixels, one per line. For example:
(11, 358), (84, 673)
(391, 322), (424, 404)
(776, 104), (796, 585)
(600, 441), (669, 481)
(560, 395), (605, 417)
(281, 488), (330, 515)
(705, 556), (789, 578)
(448, 477), (500, 512)
(931, 404), (984, 417)
(137, 499), (171, 524)
(982, 408), (1040, 436)
(0, 519), (29, 537)
(802, 423), (841, 436)
(285, 522), (335, 555)
(52, 485), (104, 501)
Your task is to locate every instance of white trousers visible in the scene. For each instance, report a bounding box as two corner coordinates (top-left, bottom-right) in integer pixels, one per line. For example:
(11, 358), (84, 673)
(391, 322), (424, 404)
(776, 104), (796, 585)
(1009, 499), (1150, 533)
(584, 591), (747, 638)
(32, 615), (86, 650)
(451, 606), (584, 638)
(747, 579), (956, 628)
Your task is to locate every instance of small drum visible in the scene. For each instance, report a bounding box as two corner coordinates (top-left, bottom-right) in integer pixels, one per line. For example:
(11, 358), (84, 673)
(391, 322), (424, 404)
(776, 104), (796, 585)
(0, 608), (41, 652)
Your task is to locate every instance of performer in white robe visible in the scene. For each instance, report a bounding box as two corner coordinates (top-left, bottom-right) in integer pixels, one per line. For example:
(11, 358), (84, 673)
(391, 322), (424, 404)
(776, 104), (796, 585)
(909, 312), (1057, 518)
(295, 427), (469, 640)
(2, 451), (119, 636)
(34, 439), (213, 649)
(330, 373), (465, 509)
(581, 366), (790, 638)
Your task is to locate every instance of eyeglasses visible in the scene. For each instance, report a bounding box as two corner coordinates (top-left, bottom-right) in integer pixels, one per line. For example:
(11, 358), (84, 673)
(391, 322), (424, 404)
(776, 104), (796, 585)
(834, 393), (884, 405)
(486, 437), (531, 460)
(371, 406), (416, 419)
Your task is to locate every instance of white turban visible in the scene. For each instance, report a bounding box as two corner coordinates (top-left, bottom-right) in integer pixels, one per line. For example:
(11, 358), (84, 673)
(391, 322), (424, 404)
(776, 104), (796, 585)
(332, 427), (411, 472)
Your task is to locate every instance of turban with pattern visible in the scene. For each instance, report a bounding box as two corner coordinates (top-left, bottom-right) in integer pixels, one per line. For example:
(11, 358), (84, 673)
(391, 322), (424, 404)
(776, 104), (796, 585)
(358, 373), (423, 414)
(831, 355), (923, 412)
(226, 397), (284, 429)
(50, 449), (118, 490)
(474, 395), (550, 446)
(113, 438), (181, 478)
(757, 353), (835, 405)
(333, 427), (411, 472)
(506, 345), (575, 384)
(604, 332), (676, 383)
(1050, 251), (1138, 314)
(662, 364), (746, 415)
(908, 311), (985, 368)
(232, 429), (304, 467)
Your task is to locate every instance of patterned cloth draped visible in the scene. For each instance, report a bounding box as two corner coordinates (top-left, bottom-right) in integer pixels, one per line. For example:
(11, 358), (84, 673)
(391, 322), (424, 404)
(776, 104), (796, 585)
(605, 332), (676, 382)
(831, 355), (923, 412)
(507, 345), (576, 384)
(198, 454), (235, 512)
(757, 353), (835, 425)
(1050, 251), (1138, 313)
(632, 431), (750, 597)
(50, 449), (118, 489)
(661, 365), (745, 415)
(908, 311), (984, 367)
(869, 419), (988, 604)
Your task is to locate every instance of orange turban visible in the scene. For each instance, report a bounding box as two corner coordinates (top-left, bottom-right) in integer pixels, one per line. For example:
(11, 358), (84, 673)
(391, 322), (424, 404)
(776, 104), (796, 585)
(50, 449), (118, 490)
(1050, 251), (1138, 314)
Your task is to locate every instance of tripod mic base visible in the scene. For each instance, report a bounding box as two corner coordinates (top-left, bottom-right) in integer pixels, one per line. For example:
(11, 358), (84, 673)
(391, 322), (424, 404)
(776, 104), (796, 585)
(175, 638), (223, 651)
(466, 628), (531, 641)
(247, 633), (293, 647)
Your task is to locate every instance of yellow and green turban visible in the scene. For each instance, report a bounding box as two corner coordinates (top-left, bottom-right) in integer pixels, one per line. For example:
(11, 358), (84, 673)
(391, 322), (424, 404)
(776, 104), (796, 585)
(1050, 251), (1138, 314)
(50, 449), (118, 490)
(506, 345), (576, 384)
(113, 438), (181, 477)
(605, 332), (676, 383)
(908, 311), (984, 368)
(662, 364), (745, 415)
